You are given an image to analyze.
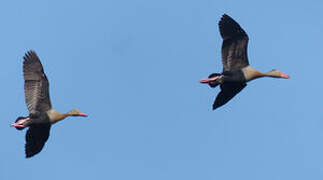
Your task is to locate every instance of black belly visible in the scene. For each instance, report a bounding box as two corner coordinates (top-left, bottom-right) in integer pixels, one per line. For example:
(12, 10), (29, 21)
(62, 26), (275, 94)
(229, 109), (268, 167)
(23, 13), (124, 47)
(222, 70), (246, 83)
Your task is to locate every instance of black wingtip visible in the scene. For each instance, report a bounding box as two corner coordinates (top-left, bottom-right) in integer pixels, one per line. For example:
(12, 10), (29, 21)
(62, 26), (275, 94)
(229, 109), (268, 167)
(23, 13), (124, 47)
(219, 14), (232, 24)
(221, 13), (230, 18)
(25, 154), (32, 158)
(25, 149), (39, 158)
(218, 14), (248, 40)
(25, 149), (35, 158)
(212, 105), (219, 110)
(26, 50), (36, 54)
(23, 50), (38, 61)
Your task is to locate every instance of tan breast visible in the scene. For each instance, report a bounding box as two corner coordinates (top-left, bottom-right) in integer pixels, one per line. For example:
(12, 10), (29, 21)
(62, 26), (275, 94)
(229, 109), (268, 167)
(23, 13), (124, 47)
(46, 109), (66, 124)
(241, 66), (264, 82)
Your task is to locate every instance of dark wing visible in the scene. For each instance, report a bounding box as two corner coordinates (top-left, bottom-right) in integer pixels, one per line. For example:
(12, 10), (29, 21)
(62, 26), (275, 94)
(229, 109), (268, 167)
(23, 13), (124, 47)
(25, 124), (51, 158)
(23, 51), (51, 114)
(213, 83), (246, 110)
(219, 14), (249, 72)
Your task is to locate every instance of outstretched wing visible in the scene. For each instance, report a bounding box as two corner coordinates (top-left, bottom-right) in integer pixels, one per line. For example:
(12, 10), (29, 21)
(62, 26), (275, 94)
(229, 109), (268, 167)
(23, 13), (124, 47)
(25, 124), (51, 158)
(23, 51), (51, 113)
(219, 14), (249, 72)
(213, 83), (246, 110)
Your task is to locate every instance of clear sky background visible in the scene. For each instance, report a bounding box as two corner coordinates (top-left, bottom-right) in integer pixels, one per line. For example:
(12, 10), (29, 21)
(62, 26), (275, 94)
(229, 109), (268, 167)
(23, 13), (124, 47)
(1, 0), (323, 179)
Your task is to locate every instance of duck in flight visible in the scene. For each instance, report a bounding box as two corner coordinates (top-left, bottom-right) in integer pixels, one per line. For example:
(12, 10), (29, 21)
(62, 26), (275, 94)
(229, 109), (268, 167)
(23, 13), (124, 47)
(11, 51), (88, 158)
(200, 14), (290, 110)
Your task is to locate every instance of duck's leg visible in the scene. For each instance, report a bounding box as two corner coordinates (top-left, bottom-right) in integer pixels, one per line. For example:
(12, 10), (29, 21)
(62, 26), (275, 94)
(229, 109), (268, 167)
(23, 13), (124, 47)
(200, 75), (223, 83)
(11, 117), (30, 128)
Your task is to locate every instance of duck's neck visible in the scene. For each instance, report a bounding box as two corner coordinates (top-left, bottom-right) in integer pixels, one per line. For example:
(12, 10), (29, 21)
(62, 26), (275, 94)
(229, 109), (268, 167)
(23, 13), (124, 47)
(46, 109), (70, 124)
(241, 66), (265, 82)
(242, 66), (281, 82)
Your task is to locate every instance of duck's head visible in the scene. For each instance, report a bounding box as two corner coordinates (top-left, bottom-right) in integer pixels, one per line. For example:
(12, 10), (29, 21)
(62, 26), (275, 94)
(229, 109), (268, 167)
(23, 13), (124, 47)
(267, 69), (290, 79)
(67, 109), (88, 117)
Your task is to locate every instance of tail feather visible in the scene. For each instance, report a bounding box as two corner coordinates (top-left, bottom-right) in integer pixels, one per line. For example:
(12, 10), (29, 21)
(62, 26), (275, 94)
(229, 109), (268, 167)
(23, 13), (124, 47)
(14, 116), (28, 130)
(208, 73), (221, 88)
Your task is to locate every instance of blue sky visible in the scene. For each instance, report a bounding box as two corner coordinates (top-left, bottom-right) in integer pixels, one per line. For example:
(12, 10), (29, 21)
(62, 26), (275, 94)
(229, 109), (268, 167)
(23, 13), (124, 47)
(1, 0), (323, 179)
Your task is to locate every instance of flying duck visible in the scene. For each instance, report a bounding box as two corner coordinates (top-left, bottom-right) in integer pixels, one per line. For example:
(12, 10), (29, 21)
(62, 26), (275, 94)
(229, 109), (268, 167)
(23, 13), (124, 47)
(11, 50), (88, 158)
(200, 14), (290, 110)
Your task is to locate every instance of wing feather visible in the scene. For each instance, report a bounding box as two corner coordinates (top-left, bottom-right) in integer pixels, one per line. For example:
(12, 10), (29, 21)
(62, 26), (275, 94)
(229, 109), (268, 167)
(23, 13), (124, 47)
(213, 83), (246, 110)
(25, 124), (51, 158)
(219, 14), (249, 71)
(23, 51), (51, 113)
